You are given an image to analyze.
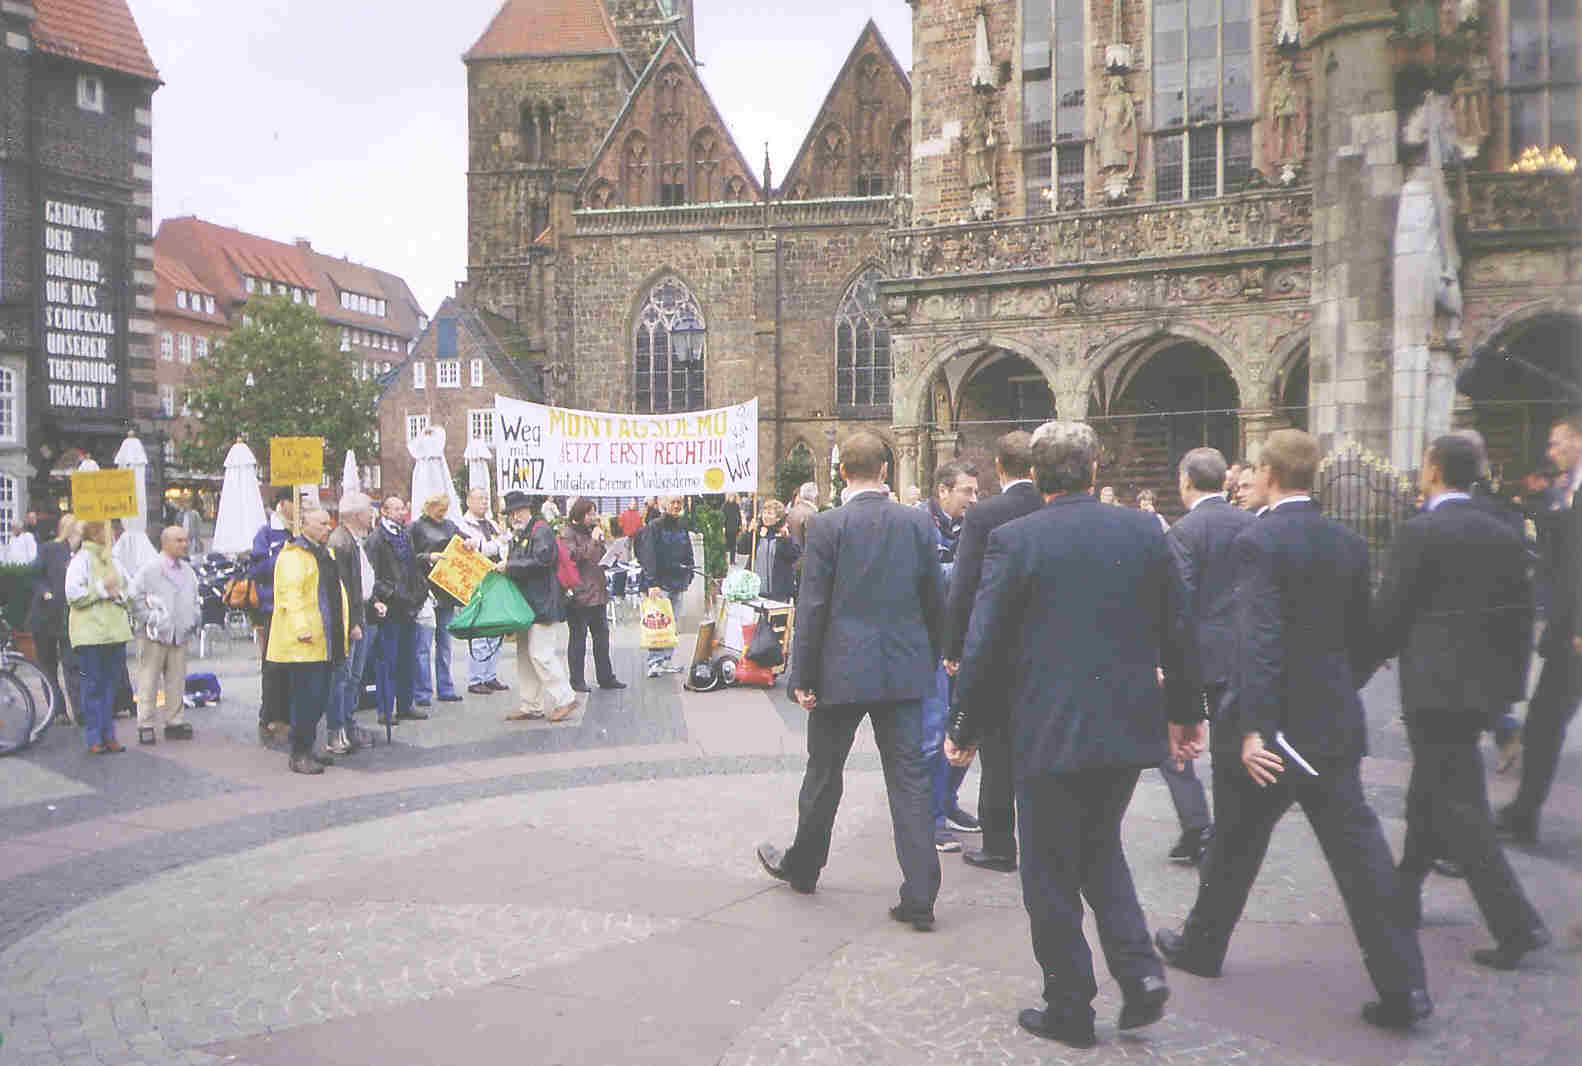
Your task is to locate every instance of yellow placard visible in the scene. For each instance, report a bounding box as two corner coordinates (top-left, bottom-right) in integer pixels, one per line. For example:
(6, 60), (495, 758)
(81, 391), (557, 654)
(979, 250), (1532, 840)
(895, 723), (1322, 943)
(70, 469), (139, 522)
(269, 436), (324, 487)
(428, 535), (495, 605)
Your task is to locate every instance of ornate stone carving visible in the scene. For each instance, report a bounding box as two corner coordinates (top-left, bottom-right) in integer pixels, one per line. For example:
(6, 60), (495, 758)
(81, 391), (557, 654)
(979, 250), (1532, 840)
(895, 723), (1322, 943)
(917, 293), (967, 322)
(889, 190), (1311, 278)
(1451, 55), (1492, 160)
(964, 100), (998, 221)
(1268, 266), (1310, 298)
(1456, 172), (1580, 235)
(989, 286), (1056, 318)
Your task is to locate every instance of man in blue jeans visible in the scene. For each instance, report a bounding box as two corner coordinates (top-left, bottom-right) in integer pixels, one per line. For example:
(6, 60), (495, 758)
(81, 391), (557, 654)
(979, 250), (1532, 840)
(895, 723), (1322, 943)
(326, 492), (379, 753)
(926, 459), (980, 852)
(410, 493), (468, 706)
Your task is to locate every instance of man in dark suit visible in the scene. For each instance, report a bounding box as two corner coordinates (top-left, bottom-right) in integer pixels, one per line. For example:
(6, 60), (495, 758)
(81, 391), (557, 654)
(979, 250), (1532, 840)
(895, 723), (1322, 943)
(757, 431), (945, 929)
(947, 421), (1185, 1048)
(1497, 413), (1582, 844)
(1160, 447), (1254, 864)
(943, 430), (1041, 872)
(1373, 433), (1549, 969)
(1155, 429), (1431, 1030)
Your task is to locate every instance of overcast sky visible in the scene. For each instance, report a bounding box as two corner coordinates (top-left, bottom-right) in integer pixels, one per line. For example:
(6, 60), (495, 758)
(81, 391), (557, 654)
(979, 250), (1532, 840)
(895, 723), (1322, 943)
(132, 0), (913, 317)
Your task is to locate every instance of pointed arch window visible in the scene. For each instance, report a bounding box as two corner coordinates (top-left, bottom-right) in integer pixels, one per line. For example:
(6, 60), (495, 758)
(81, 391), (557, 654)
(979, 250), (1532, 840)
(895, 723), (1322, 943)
(691, 128), (721, 202)
(635, 277), (706, 414)
(836, 268), (890, 409)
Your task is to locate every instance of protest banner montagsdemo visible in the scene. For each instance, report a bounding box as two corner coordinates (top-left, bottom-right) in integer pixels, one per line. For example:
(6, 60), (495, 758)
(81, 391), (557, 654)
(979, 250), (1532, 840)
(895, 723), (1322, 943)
(493, 395), (758, 496)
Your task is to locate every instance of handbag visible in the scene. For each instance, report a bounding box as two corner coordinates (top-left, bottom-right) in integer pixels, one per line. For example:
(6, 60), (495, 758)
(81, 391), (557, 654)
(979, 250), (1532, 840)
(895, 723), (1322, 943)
(745, 607), (783, 667)
(446, 572), (536, 638)
(639, 589), (678, 650)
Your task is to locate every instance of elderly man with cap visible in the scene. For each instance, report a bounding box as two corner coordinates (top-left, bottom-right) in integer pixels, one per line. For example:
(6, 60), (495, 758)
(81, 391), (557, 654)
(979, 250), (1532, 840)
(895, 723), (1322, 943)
(498, 491), (577, 723)
(327, 491), (378, 753)
(127, 525), (202, 745)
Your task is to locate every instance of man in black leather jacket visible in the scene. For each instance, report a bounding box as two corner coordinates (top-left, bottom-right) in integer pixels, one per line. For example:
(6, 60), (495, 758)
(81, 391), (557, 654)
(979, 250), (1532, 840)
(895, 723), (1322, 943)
(365, 496), (429, 723)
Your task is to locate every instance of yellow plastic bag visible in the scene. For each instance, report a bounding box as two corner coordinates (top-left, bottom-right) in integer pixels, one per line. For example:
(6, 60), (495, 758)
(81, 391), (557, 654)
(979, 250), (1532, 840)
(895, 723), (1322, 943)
(639, 589), (678, 650)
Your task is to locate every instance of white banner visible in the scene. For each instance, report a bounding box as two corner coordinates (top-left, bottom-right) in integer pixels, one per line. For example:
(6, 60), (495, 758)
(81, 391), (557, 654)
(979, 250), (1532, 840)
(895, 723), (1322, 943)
(494, 395), (758, 496)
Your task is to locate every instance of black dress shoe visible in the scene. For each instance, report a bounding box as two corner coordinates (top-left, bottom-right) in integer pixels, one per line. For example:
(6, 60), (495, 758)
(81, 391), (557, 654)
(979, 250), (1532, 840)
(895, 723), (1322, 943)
(1494, 806), (1538, 845)
(962, 849), (1017, 872)
(438, 694), (463, 703)
(598, 679), (627, 690)
(1473, 925), (1552, 970)
(1017, 1007), (1096, 1048)
(1154, 928), (1222, 978)
(570, 682), (591, 693)
(1118, 975), (1170, 1030)
(1168, 826), (1213, 865)
(1361, 989), (1432, 1030)
(889, 902), (935, 931)
(755, 842), (815, 893)
(164, 723), (193, 740)
(397, 708), (430, 720)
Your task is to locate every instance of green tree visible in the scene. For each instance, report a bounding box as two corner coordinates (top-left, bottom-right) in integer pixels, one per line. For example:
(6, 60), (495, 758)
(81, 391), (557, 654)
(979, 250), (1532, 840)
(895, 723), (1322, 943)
(176, 295), (381, 480)
(774, 441), (815, 503)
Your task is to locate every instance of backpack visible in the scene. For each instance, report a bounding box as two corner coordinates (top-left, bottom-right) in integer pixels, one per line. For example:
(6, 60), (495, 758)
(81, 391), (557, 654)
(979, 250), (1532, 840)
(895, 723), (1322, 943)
(555, 536), (580, 592)
(224, 576), (259, 610)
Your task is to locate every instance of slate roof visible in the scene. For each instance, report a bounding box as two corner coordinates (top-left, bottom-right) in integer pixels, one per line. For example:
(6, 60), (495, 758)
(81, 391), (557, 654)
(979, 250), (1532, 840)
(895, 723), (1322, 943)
(32, 0), (161, 82)
(464, 0), (623, 61)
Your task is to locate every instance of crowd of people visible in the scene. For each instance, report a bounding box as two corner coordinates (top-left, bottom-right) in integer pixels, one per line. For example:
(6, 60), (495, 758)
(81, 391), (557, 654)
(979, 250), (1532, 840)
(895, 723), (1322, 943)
(755, 415), (1580, 1049)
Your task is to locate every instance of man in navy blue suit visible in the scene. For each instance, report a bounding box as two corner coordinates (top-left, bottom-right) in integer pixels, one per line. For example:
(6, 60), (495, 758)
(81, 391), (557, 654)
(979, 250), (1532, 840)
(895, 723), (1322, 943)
(1155, 429), (1431, 1030)
(949, 420), (1189, 1048)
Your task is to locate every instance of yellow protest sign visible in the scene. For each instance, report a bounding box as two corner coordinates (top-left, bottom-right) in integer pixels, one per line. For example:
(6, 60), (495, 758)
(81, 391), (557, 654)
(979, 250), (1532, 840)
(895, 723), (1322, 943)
(428, 535), (495, 606)
(70, 469), (139, 522)
(270, 436), (324, 486)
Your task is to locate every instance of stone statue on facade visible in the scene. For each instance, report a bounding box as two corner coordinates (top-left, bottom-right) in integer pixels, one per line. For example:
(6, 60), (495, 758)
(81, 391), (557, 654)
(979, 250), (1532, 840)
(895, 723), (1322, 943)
(1391, 92), (1464, 470)
(1451, 55), (1492, 160)
(1097, 75), (1137, 201)
(965, 102), (998, 220)
(1269, 60), (1303, 174)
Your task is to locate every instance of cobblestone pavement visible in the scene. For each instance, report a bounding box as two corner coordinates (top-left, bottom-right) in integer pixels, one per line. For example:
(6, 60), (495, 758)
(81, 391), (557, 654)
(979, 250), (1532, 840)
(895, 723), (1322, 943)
(0, 625), (1578, 1066)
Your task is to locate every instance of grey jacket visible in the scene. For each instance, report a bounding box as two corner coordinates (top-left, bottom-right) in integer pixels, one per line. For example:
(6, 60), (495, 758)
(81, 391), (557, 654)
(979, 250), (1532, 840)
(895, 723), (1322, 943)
(128, 556), (202, 646)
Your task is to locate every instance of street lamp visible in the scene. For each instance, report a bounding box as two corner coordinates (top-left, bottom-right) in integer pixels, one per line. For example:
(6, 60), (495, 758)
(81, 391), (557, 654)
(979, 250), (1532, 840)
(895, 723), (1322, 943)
(670, 311), (705, 364)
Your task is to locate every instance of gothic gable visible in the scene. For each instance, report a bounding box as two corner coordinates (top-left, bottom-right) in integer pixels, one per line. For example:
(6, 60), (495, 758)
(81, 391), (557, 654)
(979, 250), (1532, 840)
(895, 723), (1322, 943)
(579, 34), (762, 208)
(779, 20), (911, 201)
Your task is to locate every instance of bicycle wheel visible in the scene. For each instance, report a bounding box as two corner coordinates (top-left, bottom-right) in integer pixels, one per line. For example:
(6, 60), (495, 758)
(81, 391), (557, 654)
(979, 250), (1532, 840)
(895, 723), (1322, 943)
(12, 655), (60, 743)
(0, 669), (36, 755)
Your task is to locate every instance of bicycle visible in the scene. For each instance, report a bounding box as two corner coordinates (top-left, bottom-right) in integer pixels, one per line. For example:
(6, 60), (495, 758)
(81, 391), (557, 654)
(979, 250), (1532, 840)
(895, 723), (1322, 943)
(0, 623), (45, 755)
(0, 621), (62, 745)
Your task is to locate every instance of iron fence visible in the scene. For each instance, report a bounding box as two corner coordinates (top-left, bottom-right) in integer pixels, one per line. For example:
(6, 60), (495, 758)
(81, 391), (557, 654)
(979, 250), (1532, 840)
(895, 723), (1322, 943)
(1315, 442), (1417, 587)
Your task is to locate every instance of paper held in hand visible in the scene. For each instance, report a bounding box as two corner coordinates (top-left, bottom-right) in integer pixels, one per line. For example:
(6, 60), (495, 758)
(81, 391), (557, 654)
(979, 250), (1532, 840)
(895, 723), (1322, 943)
(70, 468), (139, 522)
(428, 535), (494, 605)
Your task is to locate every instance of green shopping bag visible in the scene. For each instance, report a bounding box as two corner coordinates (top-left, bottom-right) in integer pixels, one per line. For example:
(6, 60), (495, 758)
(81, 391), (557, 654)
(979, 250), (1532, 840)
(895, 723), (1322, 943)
(447, 572), (536, 638)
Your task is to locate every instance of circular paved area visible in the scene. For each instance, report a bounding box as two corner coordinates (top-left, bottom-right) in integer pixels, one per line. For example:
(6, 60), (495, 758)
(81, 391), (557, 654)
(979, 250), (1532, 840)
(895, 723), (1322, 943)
(0, 630), (1578, 1066)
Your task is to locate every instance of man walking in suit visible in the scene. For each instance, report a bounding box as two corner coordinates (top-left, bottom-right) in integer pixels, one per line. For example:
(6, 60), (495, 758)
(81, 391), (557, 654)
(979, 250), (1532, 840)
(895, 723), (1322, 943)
(948, 421), (1184, 1048)
(1155, 429), (1431, 1030)
(1159, 447), (1254, 864)
(1497, 413), (1582, 844)
(943, 431), (1042, 873)
(757, 431), (945, 929)
(1373, 433), (1550, 969)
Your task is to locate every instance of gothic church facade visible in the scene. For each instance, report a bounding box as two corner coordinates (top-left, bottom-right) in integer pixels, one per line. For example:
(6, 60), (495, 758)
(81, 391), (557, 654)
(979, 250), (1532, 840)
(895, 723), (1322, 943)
(462, 0), (1580, 511)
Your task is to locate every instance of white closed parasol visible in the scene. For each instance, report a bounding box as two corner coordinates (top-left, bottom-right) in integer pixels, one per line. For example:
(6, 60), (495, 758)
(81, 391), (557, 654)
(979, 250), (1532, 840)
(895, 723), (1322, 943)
(112, 433), (159, 577)
(462, 438), (492, 496)
(409, 425), (461, 522)
(342, 449), (361, 497)
(213, 439), (267, 554)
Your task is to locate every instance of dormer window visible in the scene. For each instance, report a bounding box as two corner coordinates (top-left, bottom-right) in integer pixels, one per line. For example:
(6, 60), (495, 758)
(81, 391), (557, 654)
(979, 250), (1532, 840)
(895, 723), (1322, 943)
(176, 291), (188, 310)
(77, 74), (104, 113)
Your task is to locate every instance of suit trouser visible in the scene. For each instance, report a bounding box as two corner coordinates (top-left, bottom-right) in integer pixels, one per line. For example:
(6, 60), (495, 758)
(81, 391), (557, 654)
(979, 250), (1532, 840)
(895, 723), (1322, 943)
(374, 619), (417, 723)
(34, 629), (80, 723)
(1509, 649), (1581, 825)
(781, 699), (940, 911)
(1159, 755), (1211, 834)
(1401, 712), (1541, 945)
(135, 635), (187, 728)
(1183, 756), (1426, 1000)
(1018, 768), (1162, 1015)
(977, 723), (1016, 859)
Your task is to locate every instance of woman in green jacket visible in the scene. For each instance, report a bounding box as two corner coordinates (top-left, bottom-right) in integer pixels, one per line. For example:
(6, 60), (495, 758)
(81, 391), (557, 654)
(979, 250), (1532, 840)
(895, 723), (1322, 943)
(65, 519), (133, 753)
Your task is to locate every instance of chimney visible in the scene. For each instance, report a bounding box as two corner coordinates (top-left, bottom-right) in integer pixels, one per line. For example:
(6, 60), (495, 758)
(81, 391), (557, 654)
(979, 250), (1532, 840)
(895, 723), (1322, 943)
(294, 238), (312, 250)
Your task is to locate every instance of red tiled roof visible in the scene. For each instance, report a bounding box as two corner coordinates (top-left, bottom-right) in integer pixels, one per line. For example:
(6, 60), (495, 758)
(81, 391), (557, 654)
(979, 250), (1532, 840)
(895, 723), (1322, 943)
(465, 0), (621, 61)
(154, 255), (212, 298)
(33, 0), (161, 83)
(153, 253), (226, 322)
